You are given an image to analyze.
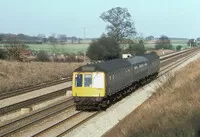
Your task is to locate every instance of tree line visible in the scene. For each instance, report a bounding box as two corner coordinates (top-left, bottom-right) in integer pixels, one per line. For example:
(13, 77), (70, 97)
(0, 33), (84, 44)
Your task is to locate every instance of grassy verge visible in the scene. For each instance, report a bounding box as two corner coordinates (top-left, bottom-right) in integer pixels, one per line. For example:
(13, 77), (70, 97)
(0, 60), (84, 93)
(103, 59), (200, 137)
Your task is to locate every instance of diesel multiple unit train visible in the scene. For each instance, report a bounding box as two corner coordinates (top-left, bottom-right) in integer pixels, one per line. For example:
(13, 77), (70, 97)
(72, 53), (160, 110)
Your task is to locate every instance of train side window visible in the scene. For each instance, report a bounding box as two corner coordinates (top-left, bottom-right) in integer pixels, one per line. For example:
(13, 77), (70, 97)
(84, 74), (92, 87)
(134, 66), (138, 70)
(109, 75), (112, 81)
(75, 74), (83, 87)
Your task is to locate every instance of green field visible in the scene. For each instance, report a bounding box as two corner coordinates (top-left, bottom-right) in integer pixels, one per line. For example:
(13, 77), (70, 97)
(28, 44), (90, 53)
(0, 39), (189, 54)
(28, 42), (188, 53)
(144, 43), (189, 50)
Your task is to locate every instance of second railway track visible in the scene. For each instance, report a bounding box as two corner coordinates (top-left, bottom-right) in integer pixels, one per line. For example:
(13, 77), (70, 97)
(0, 76), (72, 100)
(0, 87), (72, 116)
(0, 97), (74, 137)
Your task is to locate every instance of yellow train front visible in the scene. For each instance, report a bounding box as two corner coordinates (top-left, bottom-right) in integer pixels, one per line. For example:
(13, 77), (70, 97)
(72, 65), (107, 110)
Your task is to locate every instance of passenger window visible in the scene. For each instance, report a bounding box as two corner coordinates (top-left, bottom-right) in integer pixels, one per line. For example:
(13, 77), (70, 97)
(84, 74), (92, 87)
(75, 74), (83, 87)
(134, 66), (138, 70)
(109, 75), (112, 80)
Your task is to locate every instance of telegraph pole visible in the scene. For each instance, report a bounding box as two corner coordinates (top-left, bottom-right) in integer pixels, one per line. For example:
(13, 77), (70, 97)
(84, 49), (86, 63)
(84, 27), (86, 40)
(83, 27), (86, 63)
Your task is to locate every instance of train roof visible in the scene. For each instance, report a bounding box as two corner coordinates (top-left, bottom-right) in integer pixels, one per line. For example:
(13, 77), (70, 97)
(141, 52), (159, 60)
(127, 56), (148, 65)
(74, 54), (154, 73)
(74, 58), (131, 73)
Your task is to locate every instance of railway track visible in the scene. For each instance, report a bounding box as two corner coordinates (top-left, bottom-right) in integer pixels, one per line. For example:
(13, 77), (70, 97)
(31, 112), (100, 137)
(159, 49), (199, 76)
(0, 97), (74, 137)
(159, 49), (197, 74)
(0, 48), (199, 137)
(160, 48), (196, 67)
(0, 76), (72, 100)
(0, 87), (72, 116)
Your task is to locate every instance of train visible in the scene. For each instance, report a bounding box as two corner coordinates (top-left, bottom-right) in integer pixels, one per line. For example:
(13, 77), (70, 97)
(72, 52), (160, 110)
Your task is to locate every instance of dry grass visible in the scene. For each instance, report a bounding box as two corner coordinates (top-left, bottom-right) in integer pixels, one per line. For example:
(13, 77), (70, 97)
(103, 59), (200, 137)
(0, 60), (84, 93)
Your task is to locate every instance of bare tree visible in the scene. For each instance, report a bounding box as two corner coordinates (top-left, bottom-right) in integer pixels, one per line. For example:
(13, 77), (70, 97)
(145, 35), (154, 41)
(100, 7), (136, 43)
(38, 34), (46, 43)
(48, 34), (57, 45)
(58, 34), (67, 44)
(155, 35), (172, 50)
(4, 37), (29, 61)
(71, 36), (77, 44)
(0, 34), (3, 42)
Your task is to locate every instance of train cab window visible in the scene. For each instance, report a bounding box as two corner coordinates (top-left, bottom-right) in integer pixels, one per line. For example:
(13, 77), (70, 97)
(84, 74), (92, 87)
(75, 74), (83, 87)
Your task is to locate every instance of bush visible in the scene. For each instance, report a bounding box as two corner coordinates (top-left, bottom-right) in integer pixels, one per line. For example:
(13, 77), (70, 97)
(4, 40), (29, 61)
(125, 40), (146, 55)
(155, 35), (172, 50)
(87, 35), (121, 61)
(37, 51), (50, 62)
(0, 49), (7, 59)
(176, 45), (182, 51)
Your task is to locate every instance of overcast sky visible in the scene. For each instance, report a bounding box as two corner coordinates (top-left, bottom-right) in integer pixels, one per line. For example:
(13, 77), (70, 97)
(0, 0), (199, 38)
